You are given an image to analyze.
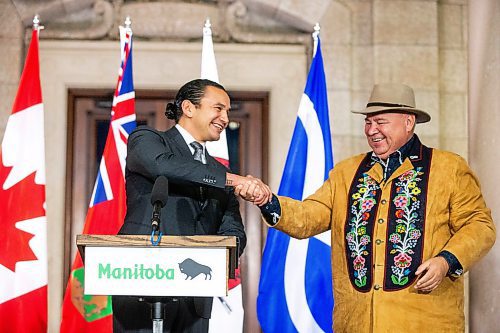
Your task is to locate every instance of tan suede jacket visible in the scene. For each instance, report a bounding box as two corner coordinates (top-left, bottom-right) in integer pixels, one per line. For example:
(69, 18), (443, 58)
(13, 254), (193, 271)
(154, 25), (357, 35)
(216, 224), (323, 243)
(274, 146), (496, 333)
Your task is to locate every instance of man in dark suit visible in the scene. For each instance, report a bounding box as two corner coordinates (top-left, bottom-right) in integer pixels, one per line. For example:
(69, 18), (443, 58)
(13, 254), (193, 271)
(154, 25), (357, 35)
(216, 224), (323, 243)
(112, 79), (271, 333)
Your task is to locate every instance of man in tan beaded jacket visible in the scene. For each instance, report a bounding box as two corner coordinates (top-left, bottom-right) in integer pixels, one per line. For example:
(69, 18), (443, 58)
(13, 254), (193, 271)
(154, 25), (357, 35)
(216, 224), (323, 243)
(237, 83), (496, 332)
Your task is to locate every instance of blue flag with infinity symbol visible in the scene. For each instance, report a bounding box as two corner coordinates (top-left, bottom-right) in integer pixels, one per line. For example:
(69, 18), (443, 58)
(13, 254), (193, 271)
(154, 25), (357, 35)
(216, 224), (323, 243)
(257, 37), (334, 333)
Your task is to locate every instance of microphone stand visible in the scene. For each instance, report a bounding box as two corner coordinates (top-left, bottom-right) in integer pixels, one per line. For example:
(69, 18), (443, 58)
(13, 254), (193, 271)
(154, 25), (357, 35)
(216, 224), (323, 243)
(148, 201), (165, 332)
(146, 201), (166, 333)
(146, 175), (169, 332)
(138, 296), (173, 333)
(151, 300), (165, 332)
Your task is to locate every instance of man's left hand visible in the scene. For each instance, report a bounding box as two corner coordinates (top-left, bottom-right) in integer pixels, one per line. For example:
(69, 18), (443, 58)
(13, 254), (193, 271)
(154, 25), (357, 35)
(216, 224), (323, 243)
(414, 256), (449, 292)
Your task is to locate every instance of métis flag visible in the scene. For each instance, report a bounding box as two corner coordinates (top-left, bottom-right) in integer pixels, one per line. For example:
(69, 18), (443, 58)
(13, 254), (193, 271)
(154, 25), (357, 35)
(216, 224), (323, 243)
(60, 23), (136, 332)
(200, 19), (244, 333)
(0, 21), (47, 333)
(257, 35), (334, 333)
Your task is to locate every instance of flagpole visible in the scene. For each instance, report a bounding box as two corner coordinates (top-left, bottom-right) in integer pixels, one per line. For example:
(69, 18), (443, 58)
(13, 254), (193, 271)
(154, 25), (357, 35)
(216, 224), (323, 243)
(312, 23), (320, 57)
(204, 18), (212, 36)
(201, 17), (220, 83)
(124, 16), (131, 31)
(32, 15), (44, 31)
(32, 15), (40, 29)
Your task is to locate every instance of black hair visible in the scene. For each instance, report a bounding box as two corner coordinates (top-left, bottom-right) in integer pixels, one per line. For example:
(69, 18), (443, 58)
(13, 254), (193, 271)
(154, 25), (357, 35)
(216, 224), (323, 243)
(165, 79), (227, 123)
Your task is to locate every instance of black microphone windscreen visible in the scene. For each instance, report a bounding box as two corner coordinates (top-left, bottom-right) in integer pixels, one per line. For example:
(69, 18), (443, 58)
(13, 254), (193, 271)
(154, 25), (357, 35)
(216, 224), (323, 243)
(151, 176), (169, 207)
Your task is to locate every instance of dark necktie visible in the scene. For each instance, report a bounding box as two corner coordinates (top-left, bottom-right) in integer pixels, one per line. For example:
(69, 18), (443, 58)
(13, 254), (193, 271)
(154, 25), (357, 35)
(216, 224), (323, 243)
(190, 141), (204, 163)
(190, 141), (207, 209)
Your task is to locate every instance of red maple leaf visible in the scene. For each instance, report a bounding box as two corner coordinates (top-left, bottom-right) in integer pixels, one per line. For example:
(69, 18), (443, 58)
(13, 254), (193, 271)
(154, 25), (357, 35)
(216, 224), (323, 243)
(0, 153), (45, 272)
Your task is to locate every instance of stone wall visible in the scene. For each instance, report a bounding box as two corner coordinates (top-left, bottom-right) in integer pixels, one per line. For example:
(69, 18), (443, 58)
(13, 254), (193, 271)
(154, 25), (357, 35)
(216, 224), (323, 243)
(0, 0), (23, 137)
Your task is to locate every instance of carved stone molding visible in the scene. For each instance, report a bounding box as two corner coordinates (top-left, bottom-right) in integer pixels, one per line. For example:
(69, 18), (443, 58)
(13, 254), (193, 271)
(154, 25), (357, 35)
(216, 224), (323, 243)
(14, 0), (314, 45)
(119, 2), (221, 40)
(40, 0), (115, 40)
(241, 0), (333, 32)
(225, 1), (308, 44)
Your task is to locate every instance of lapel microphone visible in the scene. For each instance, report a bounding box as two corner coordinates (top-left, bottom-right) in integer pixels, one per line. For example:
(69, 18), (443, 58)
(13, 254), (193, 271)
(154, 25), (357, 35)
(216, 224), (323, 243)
(151, 176), (169, 231)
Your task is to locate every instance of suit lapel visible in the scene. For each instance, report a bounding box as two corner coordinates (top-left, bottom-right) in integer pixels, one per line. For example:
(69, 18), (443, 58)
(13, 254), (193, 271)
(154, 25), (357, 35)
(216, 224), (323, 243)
(164, 126), (193, 158)
(165, 126), (227, 191)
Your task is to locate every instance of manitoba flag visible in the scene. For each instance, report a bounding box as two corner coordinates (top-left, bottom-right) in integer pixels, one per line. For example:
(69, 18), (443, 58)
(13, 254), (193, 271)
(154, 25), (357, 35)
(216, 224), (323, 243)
(0, 27), (48, 332)
(60, 25), (136, 332)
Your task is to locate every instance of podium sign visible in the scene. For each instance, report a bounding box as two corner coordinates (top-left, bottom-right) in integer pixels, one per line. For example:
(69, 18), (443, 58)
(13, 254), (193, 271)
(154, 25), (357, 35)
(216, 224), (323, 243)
(77, 234), (237, 298)
(84, 247), (227, 297)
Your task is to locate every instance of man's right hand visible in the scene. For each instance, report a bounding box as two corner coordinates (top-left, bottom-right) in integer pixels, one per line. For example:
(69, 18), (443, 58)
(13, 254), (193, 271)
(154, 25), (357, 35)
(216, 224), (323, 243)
(226, 173), (272, 206)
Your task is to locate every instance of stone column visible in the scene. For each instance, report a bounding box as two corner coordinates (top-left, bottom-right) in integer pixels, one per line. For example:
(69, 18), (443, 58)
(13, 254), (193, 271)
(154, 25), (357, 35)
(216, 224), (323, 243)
(438, 1), (469, 158)
(468, 0), (500, 332)
(0, 1), (24, 137)
(372, 0), (440, 148)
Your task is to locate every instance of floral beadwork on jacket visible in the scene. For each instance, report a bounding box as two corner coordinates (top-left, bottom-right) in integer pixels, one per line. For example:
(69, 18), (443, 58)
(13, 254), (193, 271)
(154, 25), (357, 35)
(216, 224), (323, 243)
(387, 168), (424, 287)
(346, 172), (380, 291)
(383, 144), (432, 291)
(345, 140), (432, 292)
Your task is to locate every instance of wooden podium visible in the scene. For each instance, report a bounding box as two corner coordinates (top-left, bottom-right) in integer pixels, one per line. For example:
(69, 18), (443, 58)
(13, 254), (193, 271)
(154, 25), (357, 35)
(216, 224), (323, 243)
(76, 234), (238, 297)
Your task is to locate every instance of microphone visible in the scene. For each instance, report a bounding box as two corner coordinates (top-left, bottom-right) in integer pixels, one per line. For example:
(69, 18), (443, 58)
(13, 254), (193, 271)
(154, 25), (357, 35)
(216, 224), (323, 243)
(151, 176), (169, 232)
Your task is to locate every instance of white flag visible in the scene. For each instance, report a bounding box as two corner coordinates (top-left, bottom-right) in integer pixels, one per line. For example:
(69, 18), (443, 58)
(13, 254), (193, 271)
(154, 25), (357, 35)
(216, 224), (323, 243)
(201, 19), (230, 166)
(201, 18), (244, 333)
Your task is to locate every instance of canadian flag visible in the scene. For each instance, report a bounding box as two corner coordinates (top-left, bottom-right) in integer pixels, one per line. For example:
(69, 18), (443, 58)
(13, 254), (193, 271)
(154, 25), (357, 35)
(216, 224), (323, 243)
(201, 19), (244, 333)
(0, 25), (48, 332)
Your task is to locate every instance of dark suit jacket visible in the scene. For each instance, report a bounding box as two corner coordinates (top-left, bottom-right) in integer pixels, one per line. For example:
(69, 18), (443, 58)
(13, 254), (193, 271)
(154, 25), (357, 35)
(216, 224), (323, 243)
(118, 125), (246, 318)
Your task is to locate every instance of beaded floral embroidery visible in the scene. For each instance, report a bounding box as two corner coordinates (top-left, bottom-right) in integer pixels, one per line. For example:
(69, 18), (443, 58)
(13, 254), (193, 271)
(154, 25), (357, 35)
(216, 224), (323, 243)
(345, 140), (431, 292)
(387, 168), (424, 286)
(346, 173), (380, 288)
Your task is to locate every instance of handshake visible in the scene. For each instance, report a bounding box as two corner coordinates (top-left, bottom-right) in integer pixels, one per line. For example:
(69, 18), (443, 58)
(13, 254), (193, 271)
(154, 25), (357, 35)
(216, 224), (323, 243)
(226, 173), (273, 206)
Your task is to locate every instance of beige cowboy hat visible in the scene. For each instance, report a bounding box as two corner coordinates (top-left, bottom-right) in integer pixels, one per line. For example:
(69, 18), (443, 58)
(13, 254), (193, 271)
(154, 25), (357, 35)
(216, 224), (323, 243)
(352, 83), (431, 123)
